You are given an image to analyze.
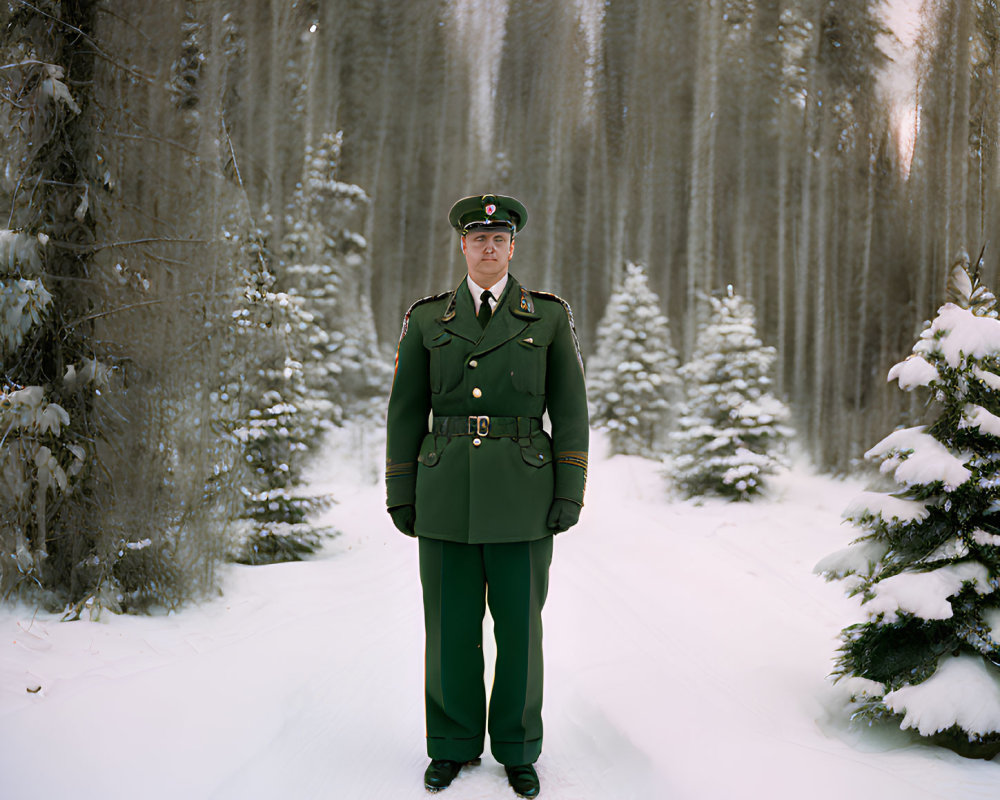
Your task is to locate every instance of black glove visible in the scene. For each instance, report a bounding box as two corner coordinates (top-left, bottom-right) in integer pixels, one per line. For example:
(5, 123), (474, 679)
(388, 504), (416, 537)
(546, 498), (581, 533)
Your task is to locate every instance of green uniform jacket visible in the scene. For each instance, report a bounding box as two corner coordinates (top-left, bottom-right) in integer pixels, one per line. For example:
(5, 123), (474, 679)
(386, 274), (589, 544)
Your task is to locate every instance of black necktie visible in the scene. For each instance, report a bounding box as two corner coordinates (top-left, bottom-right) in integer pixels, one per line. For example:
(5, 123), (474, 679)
(478, 290), (493, 328)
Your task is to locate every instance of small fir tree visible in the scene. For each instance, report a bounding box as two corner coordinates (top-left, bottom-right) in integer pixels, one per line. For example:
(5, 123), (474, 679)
(223, 131), (386, 566)
(281, 131), (390, 427)
(226, 226), (335, 565)
(670, 287), (791, 500)
(588, 262), (681, 457)
(816, 255), (1000, 758)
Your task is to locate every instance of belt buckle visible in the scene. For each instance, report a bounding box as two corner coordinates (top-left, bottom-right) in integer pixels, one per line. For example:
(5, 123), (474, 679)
(468, 415), (490, 436)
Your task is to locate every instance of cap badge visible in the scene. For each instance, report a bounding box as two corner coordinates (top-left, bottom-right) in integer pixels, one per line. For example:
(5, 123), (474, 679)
(485, 203), (497, 216)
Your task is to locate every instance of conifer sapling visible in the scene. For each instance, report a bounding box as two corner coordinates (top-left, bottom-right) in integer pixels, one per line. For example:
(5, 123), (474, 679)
(588, 262), (681, 457)
(817, 252), (1000, 758)
(670, 287), (791, 500)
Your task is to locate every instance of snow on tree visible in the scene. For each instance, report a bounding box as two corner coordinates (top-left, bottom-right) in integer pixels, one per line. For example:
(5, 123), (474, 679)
(0, 232), (75, 588)
(670, 286), (791, 500)
(816, 255), (1000, 758)
(281, 130), (390, 427)
(0, 10), (141, 615)
(207, 217), (331, 566)
(167, 8), (203, 112)
(217, 131), (383, 565)
(588, 262), (682, 457)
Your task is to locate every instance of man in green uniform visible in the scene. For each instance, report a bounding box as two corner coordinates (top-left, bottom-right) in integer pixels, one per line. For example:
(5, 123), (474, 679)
(385, 194), (589, 798)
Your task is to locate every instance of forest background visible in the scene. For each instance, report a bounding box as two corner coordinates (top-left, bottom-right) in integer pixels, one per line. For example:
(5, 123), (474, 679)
(0, 0), (994, 609)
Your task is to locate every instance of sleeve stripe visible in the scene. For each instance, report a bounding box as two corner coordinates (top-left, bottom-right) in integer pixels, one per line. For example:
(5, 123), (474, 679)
(556, 452), (588, 469)
(386, 461), (416, 477)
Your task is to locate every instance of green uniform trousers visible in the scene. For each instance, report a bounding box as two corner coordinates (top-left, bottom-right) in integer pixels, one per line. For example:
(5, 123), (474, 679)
(418, 535), (553, 767)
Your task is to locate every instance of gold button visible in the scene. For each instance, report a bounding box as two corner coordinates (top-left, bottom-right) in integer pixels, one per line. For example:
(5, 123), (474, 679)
(473, 437), (482, 447)
(469, 359), (478, 368)
(472, 387), (482, 398)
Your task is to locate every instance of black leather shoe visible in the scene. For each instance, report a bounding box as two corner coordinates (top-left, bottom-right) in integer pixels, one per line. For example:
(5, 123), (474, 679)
(504, 763), (540, 798)
(424, 758), (480, 792)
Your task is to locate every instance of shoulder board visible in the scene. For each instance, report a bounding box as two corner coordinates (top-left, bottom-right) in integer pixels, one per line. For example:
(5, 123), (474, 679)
(530, 289), (572, 311)
(529, 290), (584, 372)
(530, 290), (579, 328)
(398, 291), (450, 344)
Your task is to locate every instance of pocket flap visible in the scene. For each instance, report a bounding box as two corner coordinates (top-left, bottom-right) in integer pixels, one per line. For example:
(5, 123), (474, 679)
(418, 434), (449, 467)
(519, 433), (552, 468)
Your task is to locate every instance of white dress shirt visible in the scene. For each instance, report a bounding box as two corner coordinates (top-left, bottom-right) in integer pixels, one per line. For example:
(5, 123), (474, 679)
(467, 273), (508, 315)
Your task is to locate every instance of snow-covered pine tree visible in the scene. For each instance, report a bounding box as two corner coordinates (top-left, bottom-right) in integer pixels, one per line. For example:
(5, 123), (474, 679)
(227, 224), (334, 565)
(816, 254), (1000, 758)
(281, 130), (391, 427)
(670, 286), (791, 500)
(588, 262), (681, 457)
(221, 131), (380, 565)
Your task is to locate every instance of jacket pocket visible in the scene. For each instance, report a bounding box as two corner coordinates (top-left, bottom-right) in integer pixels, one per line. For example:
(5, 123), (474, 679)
(510, 338), (546, 395)
(417, 434), (450, 467)
(428, 333), (462, 393)
(519, 431), (553, 468)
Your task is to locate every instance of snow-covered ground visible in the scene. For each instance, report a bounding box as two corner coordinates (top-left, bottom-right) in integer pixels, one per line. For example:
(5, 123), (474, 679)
(2, 429), (999, 800)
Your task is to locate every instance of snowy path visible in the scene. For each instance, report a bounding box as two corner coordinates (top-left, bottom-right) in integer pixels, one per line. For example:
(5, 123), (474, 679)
(2, 431), (1000, 799)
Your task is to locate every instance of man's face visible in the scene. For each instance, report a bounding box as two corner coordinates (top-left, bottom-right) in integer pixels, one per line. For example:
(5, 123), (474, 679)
(462, 227), (515, 289)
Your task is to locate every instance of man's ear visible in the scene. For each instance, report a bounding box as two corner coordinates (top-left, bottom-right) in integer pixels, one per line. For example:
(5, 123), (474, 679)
(461, 236), (467, 254)
(509, 237), (515, 259)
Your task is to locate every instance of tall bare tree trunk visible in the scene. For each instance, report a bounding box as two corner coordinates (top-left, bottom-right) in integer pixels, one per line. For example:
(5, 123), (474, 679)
(266, 0), (288, 241)
(811, 108), (830, 451)
(793, 102), (816, 406)
(734, 83), (751, 298)
(775, 91), (790, 395)
(954, 0), (972, 253)
(684, 0), (719, 355)
(944, 0), (972, 255)
(793, 6), (820, 411)
(853, 135), (876, 455)
(301, 22), (320, 165)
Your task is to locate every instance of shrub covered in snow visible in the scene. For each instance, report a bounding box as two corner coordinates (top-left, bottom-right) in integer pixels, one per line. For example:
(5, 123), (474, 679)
(281, 131), (391, 427)
(669, 287), (791, 500)
(588, 262), (681, 457)
(222, 229), (335, 565)
(227, 130), (382, 563)
(817, 257), (1000, 758)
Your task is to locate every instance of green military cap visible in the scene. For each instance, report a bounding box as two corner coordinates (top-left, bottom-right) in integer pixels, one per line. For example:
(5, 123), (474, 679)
(448, 194), (528, 236)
